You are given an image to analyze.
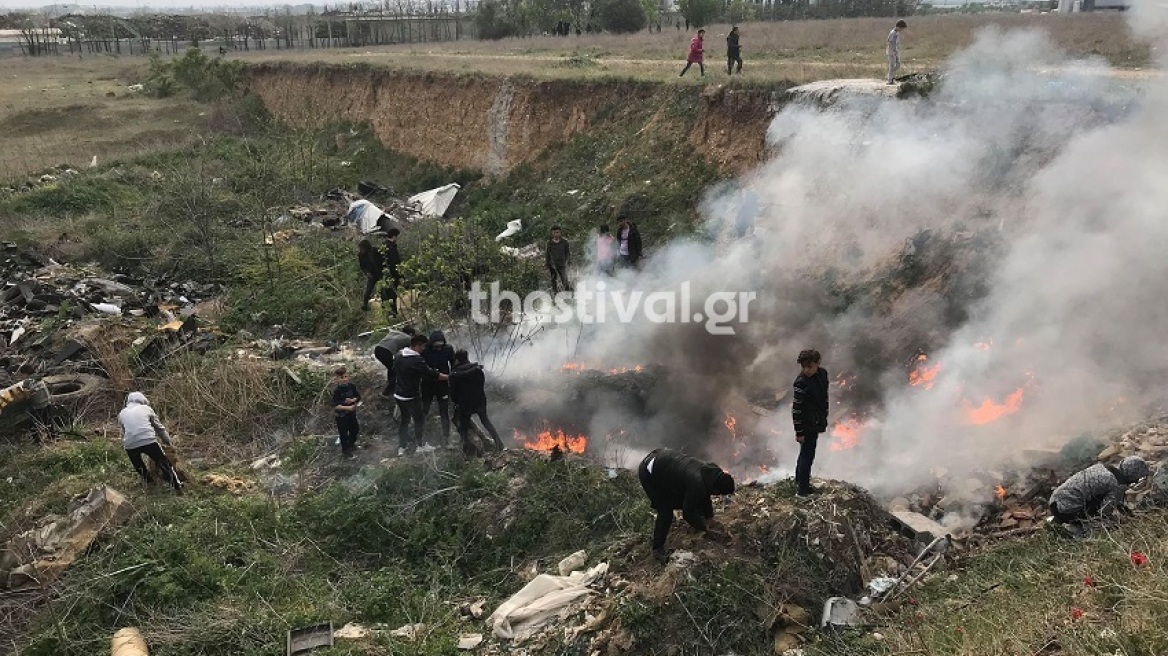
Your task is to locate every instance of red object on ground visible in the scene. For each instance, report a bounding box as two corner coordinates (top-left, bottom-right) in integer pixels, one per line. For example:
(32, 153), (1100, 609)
(1130, 552), (1149, 567)
(1071, 607), (1085, 621)
(1084, 575), (1097, 587)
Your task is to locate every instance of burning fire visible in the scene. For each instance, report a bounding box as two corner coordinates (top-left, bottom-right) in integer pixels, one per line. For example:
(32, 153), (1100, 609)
(724, 413), (738, 437)
(514, 424), (587, 454)
(995, 484), (1008, 500)
(830, 418), (866, 452)
(962, 388), (1026, 425)
(560, 362), (645, 375)
(908, 354), (941, 390)
(974, 339), (993, 351)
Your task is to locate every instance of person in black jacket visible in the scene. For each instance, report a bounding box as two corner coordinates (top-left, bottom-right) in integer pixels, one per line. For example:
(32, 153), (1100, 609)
(421, 330), (456, 446)
(638, 448), (736, 563)
(449, 349), (505, 456)
(382, 228), (403, 316)
(332, 367), (361, 457)
(394, 334), (448, 455)
(727, 26), (742, 75)
(546, 226), (571, 294)
(616, 215), (643, 269)
(792, 349), (829, 497)
(357, 239), (384, 311)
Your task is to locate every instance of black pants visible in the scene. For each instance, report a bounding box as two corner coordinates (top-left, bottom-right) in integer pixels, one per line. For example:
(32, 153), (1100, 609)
(457, 405), (503, 455)
(638, 450), (674, 551)
(619, 254), (639, 270)
(362, 274), (382, 310)
(549, 264), (571, 294)
(795, 433), (820, 495)
(374, 346), (395, 395)
(1049, 497), (1106, 524)
(396, 398), (426, 450)
(422, 391), (451, 440)
(126, 442), (182, 491)
(728, 51), (742, 74)
(680, 61), (705, 77)
(336, 412), (359, 456)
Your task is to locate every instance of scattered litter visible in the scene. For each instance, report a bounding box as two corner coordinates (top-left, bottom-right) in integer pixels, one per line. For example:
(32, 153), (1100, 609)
(457, 633), (483, 650)
(127, 84), (144, 92)
(201, 473), (256, 495)
(820, 597), (860, 628)
(558, 549), (587, 576)
(252, 454), (282, 470)
(388, 623), (426, 640)
(90, 303), (122, 315)
(495, 219), (523, 242)
(287, 622), (334, 655)
(111, 627), (148, 656)
(501, 244), (541, 259)
(867, 577), (898, 596)
(488, 562), (608, 639)
(0, 486), (132, 590)
(407, 183), (460, 218)
(333, 623), (372, 639)
(669, 550), (697, 568)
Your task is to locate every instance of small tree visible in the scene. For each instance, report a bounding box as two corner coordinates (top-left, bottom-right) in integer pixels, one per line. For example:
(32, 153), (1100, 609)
(726, 0), (752, 23)
(678, 0), (720, 28)
(475, 0), (518, 39)
(598, 0), (647, 33)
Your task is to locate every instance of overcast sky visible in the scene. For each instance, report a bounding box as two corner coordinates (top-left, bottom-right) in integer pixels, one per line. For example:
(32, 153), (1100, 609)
(1, 1), (272, 9)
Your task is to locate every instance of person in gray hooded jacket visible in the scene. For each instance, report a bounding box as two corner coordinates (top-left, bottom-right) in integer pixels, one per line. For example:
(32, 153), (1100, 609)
(118, 392), (183, 493)
(1049, 456), (1148, 533)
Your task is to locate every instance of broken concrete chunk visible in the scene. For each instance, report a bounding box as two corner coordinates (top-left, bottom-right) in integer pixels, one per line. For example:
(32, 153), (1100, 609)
(888, 510), (950, 545)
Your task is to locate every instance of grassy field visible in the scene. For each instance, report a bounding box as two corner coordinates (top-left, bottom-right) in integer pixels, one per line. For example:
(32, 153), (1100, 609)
(238, 14), (1150, 82)
(0, 57), (206, 181)
(0, 14), (1148, 179)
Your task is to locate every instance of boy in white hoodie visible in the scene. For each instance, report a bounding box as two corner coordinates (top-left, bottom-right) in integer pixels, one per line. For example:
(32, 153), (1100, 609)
(118, 392), (183, 494)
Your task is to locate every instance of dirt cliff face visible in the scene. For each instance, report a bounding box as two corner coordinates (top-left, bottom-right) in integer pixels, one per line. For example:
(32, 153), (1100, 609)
(245, 63), (780, 176)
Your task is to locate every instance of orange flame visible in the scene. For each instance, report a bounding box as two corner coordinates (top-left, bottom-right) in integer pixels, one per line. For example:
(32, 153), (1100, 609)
(561, 362), (584, 373)
(830, 419), (865, 452)
(995, 484), (1008, 500)
(962, 388), (1025, 425)
(909, 354), (941, 390)
(560, 362), (645, 375)
(974, 340), (993, 351)
(514, 425), (587, 454)
(724, 412), (738, 437)
(759, 464), (770, 474)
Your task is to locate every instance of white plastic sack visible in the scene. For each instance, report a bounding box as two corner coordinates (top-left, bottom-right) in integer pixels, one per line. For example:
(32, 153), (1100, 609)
(408, 183), (460, 218)
(488, 562), (608, 639)
(347, 200), (385, 234)
(495, 219), (523, 242)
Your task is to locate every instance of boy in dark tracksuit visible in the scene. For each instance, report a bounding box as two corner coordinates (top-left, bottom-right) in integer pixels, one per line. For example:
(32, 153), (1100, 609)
(449, 349), (505, 456)
(546, 226), (571, 295)
(638, 448), (736, 563)
(394, 334), (448, 455)
(792, 349), (829, 497)
(332, 367), (361, 457)
(421, 330), (456, 445)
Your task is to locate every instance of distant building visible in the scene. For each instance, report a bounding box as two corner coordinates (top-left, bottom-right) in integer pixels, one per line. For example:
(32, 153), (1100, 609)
(0, 28), (65, 56)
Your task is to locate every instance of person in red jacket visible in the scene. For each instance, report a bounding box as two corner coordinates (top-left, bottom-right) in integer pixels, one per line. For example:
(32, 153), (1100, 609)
(680, 29), (705, 77)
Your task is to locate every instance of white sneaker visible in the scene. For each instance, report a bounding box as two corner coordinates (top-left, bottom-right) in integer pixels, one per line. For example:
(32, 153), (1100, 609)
(335, 437), (341, 445)
(397, 447), (406, 457)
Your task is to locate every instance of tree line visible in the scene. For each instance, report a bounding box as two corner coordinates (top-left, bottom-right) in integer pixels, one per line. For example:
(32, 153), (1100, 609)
(1, 0), (915, 57)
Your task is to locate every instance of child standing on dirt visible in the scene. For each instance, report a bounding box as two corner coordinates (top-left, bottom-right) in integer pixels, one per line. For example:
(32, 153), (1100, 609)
(886, 20), (907, 85)
(792, 349), (829, 498)
(332, 367), (361, 458)
(680, 29), (705, 77)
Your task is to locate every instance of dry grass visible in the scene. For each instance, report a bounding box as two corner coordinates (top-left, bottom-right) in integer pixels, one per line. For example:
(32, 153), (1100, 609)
(238, 13), (1149, 83)
(0, 56), (205, 180)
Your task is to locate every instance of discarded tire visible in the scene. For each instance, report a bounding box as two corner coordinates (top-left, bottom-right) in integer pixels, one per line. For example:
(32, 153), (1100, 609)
(42, 374), (109, 407)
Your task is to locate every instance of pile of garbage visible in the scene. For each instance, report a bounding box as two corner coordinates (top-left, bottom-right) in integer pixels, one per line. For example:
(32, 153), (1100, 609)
(0, 164), (81, 195)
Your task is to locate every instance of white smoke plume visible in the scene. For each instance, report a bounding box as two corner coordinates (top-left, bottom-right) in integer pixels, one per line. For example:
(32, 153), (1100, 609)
(481, 10), (1166, 503)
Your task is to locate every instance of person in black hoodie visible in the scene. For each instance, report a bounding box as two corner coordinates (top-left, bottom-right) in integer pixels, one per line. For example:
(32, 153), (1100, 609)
(726, 25), (742, 75)
(421, 330), (456, 446)
(449, 349), (504, 456)
(638, 448), (736, 563)
(616, 215), (643, 269)
(382, 228), (403, 316)
(394, 334), (448, 455)
(357, 239), (384, 311)
(792, 349), (829, 497)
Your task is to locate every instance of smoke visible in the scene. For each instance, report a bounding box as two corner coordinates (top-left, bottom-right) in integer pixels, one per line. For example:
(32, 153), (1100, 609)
(485, 12), (1166, 502)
